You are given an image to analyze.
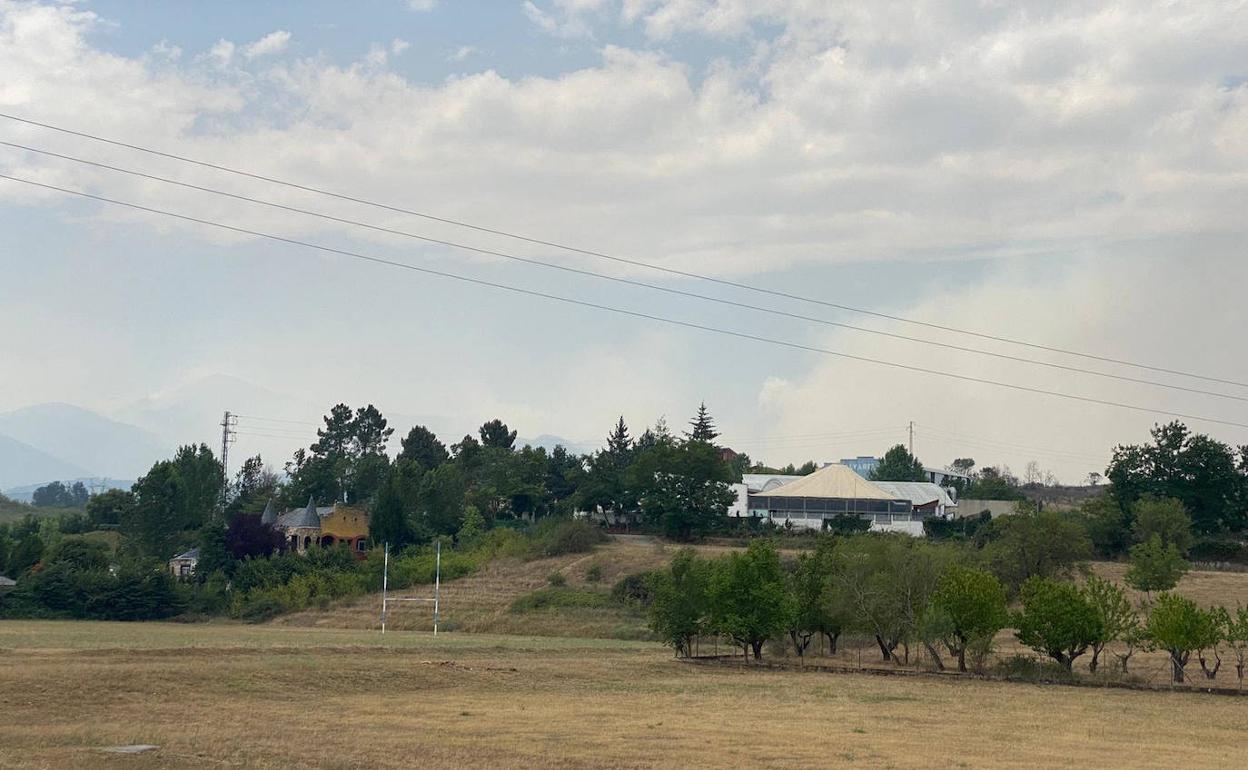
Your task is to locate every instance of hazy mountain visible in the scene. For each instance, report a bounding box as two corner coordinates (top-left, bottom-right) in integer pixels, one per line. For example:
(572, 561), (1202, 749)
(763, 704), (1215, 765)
(0, 404), (169, 481)
(0, 432), (93, 490)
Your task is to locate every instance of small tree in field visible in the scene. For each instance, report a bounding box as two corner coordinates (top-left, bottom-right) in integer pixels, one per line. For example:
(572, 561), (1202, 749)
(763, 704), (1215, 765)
(930, 566), (1008, 672)
(1145, 593), (1208, 683)
(709, 540), (794, 662)
(1013, 577), (1103, 671)
(1125, 535), (1188, 596)
(1113, 623), (1145, 674)
(1083, 575), (1136, 673)
(646, 548), (710, 658)
(1194, 606), (1228, 680)
(1226, 605), (1248, 689)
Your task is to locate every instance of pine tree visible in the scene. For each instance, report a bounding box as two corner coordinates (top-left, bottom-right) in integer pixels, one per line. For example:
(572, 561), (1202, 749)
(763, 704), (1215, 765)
(607, 416), (632, 458)
(685, 402), (719, 444)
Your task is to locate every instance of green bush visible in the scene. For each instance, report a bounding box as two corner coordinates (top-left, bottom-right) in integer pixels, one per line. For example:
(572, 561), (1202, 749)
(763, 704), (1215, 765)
(612, 572), (656, 607)
(585, 563), (603, 583)
(1188, 537), (1247, 564)
(527, 518), (607, 559)
(992, 654), (1075, 682)
(547, 570), (567, 586)
(509, 587), (614, 612)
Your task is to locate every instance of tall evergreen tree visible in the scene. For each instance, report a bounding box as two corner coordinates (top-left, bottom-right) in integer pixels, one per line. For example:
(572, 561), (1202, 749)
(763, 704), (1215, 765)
(685, 403), (719, 444)
(398, 425), (449, 470)
(870, 444), (927, 482)
(478, 419), (518, 451)
(607, 416), (632, 458)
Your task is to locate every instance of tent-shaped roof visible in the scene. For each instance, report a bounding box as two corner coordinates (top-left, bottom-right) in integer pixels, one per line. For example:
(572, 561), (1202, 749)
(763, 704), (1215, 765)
(282, 497), (323, 529)
(260, 499), (278, 526)
(741, 474), (803, 493)
(871, 481), (956, 507)
(759, 463), (896, 500)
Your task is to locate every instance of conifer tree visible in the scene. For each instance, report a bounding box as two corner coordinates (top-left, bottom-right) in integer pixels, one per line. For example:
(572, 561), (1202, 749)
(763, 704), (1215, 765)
(685, 402), (719, 444)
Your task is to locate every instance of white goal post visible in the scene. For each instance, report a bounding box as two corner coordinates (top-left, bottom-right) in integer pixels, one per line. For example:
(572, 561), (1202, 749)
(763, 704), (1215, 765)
(379, 539), (441, 635)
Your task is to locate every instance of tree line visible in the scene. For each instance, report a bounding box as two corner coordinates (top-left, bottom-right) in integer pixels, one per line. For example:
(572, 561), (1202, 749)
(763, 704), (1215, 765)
(644, 535), (1248, 686)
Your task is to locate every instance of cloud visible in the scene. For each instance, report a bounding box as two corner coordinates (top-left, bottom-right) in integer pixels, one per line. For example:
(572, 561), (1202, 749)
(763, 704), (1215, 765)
(448, 45), (476, 62)
(406, 0), (437, 11)
(1, 0), (1247, 462)
(243, 29), (291, 59)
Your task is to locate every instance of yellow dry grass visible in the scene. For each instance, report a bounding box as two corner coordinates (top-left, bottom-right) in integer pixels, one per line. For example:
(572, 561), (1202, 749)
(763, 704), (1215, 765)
(1, 620), (1244, 770)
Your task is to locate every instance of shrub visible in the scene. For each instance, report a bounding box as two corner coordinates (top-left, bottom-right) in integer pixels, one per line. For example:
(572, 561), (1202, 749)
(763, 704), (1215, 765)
(527, 518), (607, 559)
(1188, 537), (1248, 564)
(234, 595), (288, 623)
(992, 654), (1075, 683)
(612, 571), (655, 607)
(585, 563), (603, 583)
(547, 571), (567, 587)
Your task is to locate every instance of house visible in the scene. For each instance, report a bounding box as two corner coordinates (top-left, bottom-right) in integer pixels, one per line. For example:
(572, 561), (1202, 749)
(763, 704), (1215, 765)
(168, 547), (199, 580)
(0, 575), (17, 593)
(923, 466), (972, 487)
(269, 498), (369, 557)
(870, 481), (958, 519)
(746, 464), (919, 534)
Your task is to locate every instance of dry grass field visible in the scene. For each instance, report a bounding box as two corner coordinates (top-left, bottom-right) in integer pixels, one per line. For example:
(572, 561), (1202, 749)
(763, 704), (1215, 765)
(2, 620), (1246, 770)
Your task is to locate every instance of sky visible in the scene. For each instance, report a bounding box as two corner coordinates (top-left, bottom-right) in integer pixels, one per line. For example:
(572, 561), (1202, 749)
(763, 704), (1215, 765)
(2, 0), (1247, 482)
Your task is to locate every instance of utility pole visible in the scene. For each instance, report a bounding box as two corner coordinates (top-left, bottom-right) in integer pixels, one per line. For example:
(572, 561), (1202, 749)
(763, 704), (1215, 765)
(908, 421), (914, 456)
(219, 411), (237, 512)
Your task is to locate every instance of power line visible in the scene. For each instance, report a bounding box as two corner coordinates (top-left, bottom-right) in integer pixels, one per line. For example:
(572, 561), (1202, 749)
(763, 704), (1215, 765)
(2, 110), (1243, 390)
(233, 414), (321, 426)
(9, 140), (1243, 404)
(913, 424), (1108, 463)
(5, 170), (1248, 432)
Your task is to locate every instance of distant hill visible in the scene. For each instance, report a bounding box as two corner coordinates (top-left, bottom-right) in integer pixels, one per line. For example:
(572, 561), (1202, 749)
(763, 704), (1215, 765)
(518, 434), (600, 454)
(0, 403), (169, 481)
(0, 432), (92, 489)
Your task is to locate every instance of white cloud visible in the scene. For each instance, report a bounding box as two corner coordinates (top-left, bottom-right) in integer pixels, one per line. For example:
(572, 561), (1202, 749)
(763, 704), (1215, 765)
(448, 45), (476, 62)
(2, 0), (1247, 458)
(390, 38), (410, 55)
(406, 0), (437, 11)
(208, 38), (234, 66)
(243, 29), (291, 59)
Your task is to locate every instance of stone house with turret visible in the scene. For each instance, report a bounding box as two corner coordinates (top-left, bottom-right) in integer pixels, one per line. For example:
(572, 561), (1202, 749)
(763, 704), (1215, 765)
(261, 498), (370, 557)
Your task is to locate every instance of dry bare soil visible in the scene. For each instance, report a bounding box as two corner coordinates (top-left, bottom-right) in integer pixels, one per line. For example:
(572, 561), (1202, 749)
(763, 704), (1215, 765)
(2, 620), (1246, 770)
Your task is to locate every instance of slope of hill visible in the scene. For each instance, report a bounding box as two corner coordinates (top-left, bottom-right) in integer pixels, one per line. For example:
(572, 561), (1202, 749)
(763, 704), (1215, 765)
(0, 432), (92, 489)
(0, 403), (169, 481)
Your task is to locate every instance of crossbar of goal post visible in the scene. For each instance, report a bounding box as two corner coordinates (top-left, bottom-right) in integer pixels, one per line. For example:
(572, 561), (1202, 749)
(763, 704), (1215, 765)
(380, 540), (441, 636)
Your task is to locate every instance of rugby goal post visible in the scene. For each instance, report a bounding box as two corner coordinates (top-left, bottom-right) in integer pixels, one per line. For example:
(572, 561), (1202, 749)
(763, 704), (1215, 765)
(379, 539), (441, 635)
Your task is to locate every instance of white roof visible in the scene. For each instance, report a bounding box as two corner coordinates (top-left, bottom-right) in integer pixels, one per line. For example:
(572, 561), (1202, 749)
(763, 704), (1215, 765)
(871, 481), (957, 507)
(758, 464), (897, 500)
(741, 474), (804, 493)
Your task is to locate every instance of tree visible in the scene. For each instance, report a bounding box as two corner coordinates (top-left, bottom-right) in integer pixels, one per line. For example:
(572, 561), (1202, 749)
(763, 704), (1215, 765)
(125, 445), (221, 558)
(1083, 574), (1136, 673)
(684, 402), (719, 444)
(224, 513), (282, 561)
(647, 548), (711, 657)
(606, 416), (632, 457)
(1013, 577), (1103, 671)
(351, 404), (394, 457)
(950, 458), (976, 475)
(1145, 592), (1212, 683)
(456, 506), (486, 548)
(398, 425), (449, 471)
(1125, 535), (1189, 595)
(1108, 422), (1246, 535)
(1226, 605), (1248, 689)
(929, 566), (1008, 672)
(1194, 606), (1228, 680)
(635, 441), (735, 540)
(478, 419), (517, 451)
(229, 455), (278, 516)
(983, 505), (1091, 594)
(963, 466), (1026, 501)
(1130, 496), (1193, 554)
(787, 548), (828, 660)
(708, 540), (793, 661)
(870, 444), (927, 482)
(31, 481), (88, 508)
(85, 489), (134, 530)
(370, 467), (412, 547)
(1078, 494), (1130, 558)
